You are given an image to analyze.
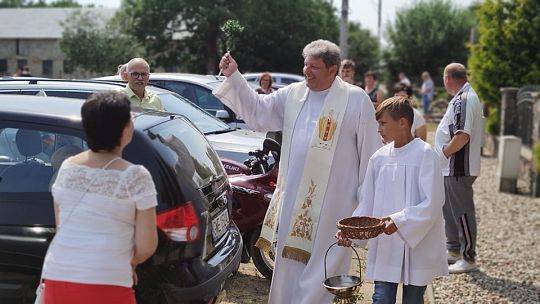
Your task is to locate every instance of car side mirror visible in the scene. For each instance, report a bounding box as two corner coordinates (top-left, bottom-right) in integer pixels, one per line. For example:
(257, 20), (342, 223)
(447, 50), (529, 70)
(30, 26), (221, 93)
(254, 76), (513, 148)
(215, 110), (230, 120)
(263, 138), (281, 153)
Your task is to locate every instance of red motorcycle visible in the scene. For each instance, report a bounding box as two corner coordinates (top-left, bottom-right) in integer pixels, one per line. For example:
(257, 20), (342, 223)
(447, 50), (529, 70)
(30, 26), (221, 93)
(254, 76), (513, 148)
(221, 138), (280, 279)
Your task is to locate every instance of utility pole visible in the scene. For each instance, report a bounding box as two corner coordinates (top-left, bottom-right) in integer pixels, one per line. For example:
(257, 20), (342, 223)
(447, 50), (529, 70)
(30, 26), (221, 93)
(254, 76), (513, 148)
(339, 0), (349, 58)
(377, 0), (382, 44)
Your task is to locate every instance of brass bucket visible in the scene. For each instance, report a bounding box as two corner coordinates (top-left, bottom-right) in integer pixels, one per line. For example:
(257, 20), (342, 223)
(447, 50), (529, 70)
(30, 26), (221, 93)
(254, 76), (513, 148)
(323, 242), (363, 303)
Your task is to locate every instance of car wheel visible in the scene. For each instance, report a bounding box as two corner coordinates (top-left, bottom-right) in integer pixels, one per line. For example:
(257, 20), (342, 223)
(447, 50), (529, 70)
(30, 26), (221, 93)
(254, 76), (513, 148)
(248, 226), (274, 280)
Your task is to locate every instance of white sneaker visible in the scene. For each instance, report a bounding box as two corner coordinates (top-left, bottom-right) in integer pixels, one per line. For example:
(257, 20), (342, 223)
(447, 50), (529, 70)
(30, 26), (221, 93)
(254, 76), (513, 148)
(448, 259), (478, 274)
(447, 250), (461, 264)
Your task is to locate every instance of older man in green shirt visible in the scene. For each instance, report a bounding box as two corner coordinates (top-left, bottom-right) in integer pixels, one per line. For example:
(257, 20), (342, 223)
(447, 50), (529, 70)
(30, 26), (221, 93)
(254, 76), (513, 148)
(122, 58), (163, 111)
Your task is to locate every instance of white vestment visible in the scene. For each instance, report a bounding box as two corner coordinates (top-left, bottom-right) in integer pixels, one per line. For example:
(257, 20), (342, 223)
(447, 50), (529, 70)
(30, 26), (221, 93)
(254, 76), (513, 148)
(353, 138), (448, 286)
(213, 71), (381, 303)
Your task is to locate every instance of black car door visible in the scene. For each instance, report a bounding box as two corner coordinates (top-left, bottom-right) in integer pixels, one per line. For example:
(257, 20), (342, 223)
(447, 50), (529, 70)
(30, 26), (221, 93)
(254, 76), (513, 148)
(0, 122), (86, 273)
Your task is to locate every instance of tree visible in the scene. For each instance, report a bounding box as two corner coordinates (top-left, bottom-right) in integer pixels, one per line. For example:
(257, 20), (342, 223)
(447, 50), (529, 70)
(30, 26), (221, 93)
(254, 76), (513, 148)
(347, 22), (380, 77)
(119, 0), (339, 74)
(59, 10), (143, 74)
(383, 0), (474, 85)
(469, 0), (540, 107)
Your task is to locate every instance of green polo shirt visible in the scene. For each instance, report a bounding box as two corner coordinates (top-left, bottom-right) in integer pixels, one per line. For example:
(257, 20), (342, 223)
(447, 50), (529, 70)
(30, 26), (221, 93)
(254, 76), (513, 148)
(123, 85), (164, 111)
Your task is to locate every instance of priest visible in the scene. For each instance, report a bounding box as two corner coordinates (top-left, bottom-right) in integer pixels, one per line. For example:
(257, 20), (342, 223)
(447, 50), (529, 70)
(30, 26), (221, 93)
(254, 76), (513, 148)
(213, 40), (382, 303)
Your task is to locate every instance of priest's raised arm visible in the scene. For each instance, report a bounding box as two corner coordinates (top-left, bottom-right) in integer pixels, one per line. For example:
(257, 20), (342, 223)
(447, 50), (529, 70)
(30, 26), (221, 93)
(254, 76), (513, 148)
(212, 53), (288, 132)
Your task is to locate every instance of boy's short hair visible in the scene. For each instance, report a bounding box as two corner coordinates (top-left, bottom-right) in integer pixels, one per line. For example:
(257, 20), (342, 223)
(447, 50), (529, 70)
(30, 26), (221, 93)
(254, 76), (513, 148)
(375, 96), (414, 126)
(364, 70), (377, 80)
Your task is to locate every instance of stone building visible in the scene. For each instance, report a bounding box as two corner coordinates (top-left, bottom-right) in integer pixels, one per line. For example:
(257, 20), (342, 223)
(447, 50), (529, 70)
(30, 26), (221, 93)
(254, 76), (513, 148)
(0, 8), (116, 78)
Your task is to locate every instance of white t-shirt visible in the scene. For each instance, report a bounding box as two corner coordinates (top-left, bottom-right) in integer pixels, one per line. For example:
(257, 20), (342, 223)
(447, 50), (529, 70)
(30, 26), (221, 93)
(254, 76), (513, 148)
(435, 83), (484, 177)
(411, 108), (426, 137)
(42, 159), (157, 287)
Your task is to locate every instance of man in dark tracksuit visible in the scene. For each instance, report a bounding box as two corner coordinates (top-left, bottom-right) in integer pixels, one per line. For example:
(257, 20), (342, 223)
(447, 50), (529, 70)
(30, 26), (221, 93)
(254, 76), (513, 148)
(435, 63), (484, 273)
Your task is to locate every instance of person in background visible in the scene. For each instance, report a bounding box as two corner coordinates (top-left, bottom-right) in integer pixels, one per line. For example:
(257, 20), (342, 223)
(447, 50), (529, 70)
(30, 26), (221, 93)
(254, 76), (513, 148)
(364, 70), (384, 108)
(122, 58), (163, 111)
(41, 91), (158, 303)
(118, 64), (128, 81)
(435, 63), (484, 273)
(256, 72), (274, 94)
(394, 83), (427, 141)
(12, 68), (22, 77)
(421, 71), (435, 114)
(339, 59), (356, 85)
(399, 72), (411, 86)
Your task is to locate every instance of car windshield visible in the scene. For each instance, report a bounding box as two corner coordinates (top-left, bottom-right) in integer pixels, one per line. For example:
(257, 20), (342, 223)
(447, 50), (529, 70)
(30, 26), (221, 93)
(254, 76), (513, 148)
(206, 81), (222, 89)
(158, 92), (232, 134)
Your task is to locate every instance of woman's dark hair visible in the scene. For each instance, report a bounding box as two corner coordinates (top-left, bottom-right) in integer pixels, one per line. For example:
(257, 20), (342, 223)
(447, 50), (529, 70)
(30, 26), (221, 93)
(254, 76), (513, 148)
(81, 91), (131, 152)
(393, 83), (413, 98)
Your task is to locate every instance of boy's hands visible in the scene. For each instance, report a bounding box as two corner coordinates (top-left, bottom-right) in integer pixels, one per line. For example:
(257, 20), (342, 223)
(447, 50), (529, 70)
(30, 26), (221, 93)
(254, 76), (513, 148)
(335, 230), (352, 247)
(381, 217), (398, 235)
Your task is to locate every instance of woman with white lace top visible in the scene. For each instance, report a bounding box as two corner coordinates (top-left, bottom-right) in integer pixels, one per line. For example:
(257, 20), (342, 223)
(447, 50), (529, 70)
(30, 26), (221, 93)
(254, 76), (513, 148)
(41, 91), (158, 304)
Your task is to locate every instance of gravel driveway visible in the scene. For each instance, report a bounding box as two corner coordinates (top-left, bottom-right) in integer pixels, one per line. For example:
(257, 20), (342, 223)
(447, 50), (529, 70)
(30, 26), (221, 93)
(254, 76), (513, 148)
(222, 155), (540, 303)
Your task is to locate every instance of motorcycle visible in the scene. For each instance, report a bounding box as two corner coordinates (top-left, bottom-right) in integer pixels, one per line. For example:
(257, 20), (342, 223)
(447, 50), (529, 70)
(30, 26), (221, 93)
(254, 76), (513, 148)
(220, 138), (280, 280)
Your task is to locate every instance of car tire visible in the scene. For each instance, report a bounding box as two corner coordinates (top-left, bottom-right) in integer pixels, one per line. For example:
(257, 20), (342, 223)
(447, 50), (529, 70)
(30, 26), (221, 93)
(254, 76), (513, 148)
(248, 226), (274, 280)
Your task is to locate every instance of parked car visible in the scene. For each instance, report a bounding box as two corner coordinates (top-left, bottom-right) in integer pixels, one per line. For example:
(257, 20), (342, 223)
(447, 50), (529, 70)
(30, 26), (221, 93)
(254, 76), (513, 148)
(95, 74), (250, 128)
(242, 72), (304, 87)
(0, 79), (277, 279)
(0, 95), (241, 303)
(0, 79), (265, 165)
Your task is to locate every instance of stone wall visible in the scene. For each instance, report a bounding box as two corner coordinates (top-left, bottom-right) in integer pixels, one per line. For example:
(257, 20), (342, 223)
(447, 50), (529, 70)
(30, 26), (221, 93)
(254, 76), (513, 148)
(0, 38), (103, 79)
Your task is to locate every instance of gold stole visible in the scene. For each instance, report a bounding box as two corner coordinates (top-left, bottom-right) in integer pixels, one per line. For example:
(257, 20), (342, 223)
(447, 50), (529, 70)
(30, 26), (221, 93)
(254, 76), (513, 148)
(256, 77), (351, 264)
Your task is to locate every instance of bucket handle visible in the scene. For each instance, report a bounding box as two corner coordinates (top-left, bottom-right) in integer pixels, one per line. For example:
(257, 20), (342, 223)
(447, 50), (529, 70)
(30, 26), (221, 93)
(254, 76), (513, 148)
(324, 241), (362, 282)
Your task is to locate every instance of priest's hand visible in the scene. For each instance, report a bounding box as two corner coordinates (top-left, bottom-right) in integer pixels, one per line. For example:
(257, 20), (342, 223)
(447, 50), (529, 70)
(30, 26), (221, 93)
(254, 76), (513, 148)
(381, 217), (398, 235)
(219, 52), (238, 77)
(335, 230), (352, 247)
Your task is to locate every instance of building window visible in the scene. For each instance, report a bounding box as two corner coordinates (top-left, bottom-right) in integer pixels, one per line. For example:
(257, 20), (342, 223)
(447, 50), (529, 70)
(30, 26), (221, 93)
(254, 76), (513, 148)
(17, 59), (27, 70)
(42, 60), (53, 77)
(0, 59), (7, 75)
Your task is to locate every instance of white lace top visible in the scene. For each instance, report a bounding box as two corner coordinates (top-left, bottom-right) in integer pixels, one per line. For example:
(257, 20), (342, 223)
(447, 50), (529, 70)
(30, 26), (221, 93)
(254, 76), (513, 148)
(42, 158), (157, 287)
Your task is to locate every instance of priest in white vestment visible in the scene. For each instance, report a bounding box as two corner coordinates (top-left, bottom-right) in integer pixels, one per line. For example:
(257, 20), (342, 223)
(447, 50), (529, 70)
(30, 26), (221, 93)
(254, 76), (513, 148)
(213, 40), (382, 303)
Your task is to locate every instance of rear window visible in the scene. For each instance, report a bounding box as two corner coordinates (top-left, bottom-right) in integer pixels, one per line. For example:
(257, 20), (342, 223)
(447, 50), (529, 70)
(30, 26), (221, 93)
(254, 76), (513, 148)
(148, 117), (225, 188)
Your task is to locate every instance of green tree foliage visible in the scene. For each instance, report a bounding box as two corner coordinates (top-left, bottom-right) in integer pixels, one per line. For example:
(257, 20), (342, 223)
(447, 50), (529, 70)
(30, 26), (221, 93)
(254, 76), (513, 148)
(347, 22), (380, 78)
(384, 0), (474, 85)
(468, 0), (540, 108)
(120, 0), (339, 74)
(59, 10), (143, 74)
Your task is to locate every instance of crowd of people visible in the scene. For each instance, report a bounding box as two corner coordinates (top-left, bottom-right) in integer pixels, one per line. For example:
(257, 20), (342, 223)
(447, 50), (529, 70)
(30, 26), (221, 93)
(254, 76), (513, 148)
(36, 38), (483, 304)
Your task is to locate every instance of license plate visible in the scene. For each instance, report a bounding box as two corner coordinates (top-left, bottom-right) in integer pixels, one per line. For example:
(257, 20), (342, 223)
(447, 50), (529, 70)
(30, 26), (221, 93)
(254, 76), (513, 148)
(211, 209), (229, 241)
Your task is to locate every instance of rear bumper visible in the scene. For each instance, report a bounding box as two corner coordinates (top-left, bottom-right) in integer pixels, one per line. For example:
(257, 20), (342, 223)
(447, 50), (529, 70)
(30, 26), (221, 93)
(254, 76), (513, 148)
(162, 224), (242, 302)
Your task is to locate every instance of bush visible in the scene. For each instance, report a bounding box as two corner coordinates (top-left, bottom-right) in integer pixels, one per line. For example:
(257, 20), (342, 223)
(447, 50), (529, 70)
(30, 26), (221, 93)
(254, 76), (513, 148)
(486, 106), (500, 135)
(468, 0), (540, 108)
(534, 142), (540, 172)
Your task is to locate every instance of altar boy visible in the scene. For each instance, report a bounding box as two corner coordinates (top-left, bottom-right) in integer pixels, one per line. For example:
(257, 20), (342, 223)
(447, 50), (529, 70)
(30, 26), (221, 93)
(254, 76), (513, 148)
(337, 96), (448, 303)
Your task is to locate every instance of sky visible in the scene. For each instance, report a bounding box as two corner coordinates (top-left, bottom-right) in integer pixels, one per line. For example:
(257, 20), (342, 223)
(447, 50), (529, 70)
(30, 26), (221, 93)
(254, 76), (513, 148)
(62, 0), (477, 43)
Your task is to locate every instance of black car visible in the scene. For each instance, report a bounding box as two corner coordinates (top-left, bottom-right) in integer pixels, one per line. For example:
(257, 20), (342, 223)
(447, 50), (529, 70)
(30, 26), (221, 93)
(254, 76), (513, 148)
(0, 95), (242, 303)
(0, 79), (265, 165)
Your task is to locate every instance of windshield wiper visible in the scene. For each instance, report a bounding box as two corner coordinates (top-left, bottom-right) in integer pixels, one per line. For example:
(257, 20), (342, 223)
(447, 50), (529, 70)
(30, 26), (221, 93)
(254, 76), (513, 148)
(204, 128), (235, 135)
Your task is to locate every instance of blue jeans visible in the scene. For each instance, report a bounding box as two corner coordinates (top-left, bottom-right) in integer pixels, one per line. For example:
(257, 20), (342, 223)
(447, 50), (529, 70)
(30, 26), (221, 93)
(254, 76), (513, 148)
(422, 95), (431, 114)
(373, 281), (426, 304)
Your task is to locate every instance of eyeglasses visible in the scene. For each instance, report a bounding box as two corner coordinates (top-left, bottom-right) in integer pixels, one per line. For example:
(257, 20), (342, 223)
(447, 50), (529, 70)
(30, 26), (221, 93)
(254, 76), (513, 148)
(130, 72), (149, 79)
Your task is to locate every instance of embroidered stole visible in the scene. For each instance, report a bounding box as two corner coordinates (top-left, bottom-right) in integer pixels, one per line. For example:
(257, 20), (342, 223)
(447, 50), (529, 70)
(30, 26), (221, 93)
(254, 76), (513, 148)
(256, 77), (351, 264)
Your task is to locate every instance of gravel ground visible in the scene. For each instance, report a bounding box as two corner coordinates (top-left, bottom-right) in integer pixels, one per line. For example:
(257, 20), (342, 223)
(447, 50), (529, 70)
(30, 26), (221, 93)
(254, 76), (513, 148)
(432, 155), (540, 304)
(222, 148), (540, 303)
